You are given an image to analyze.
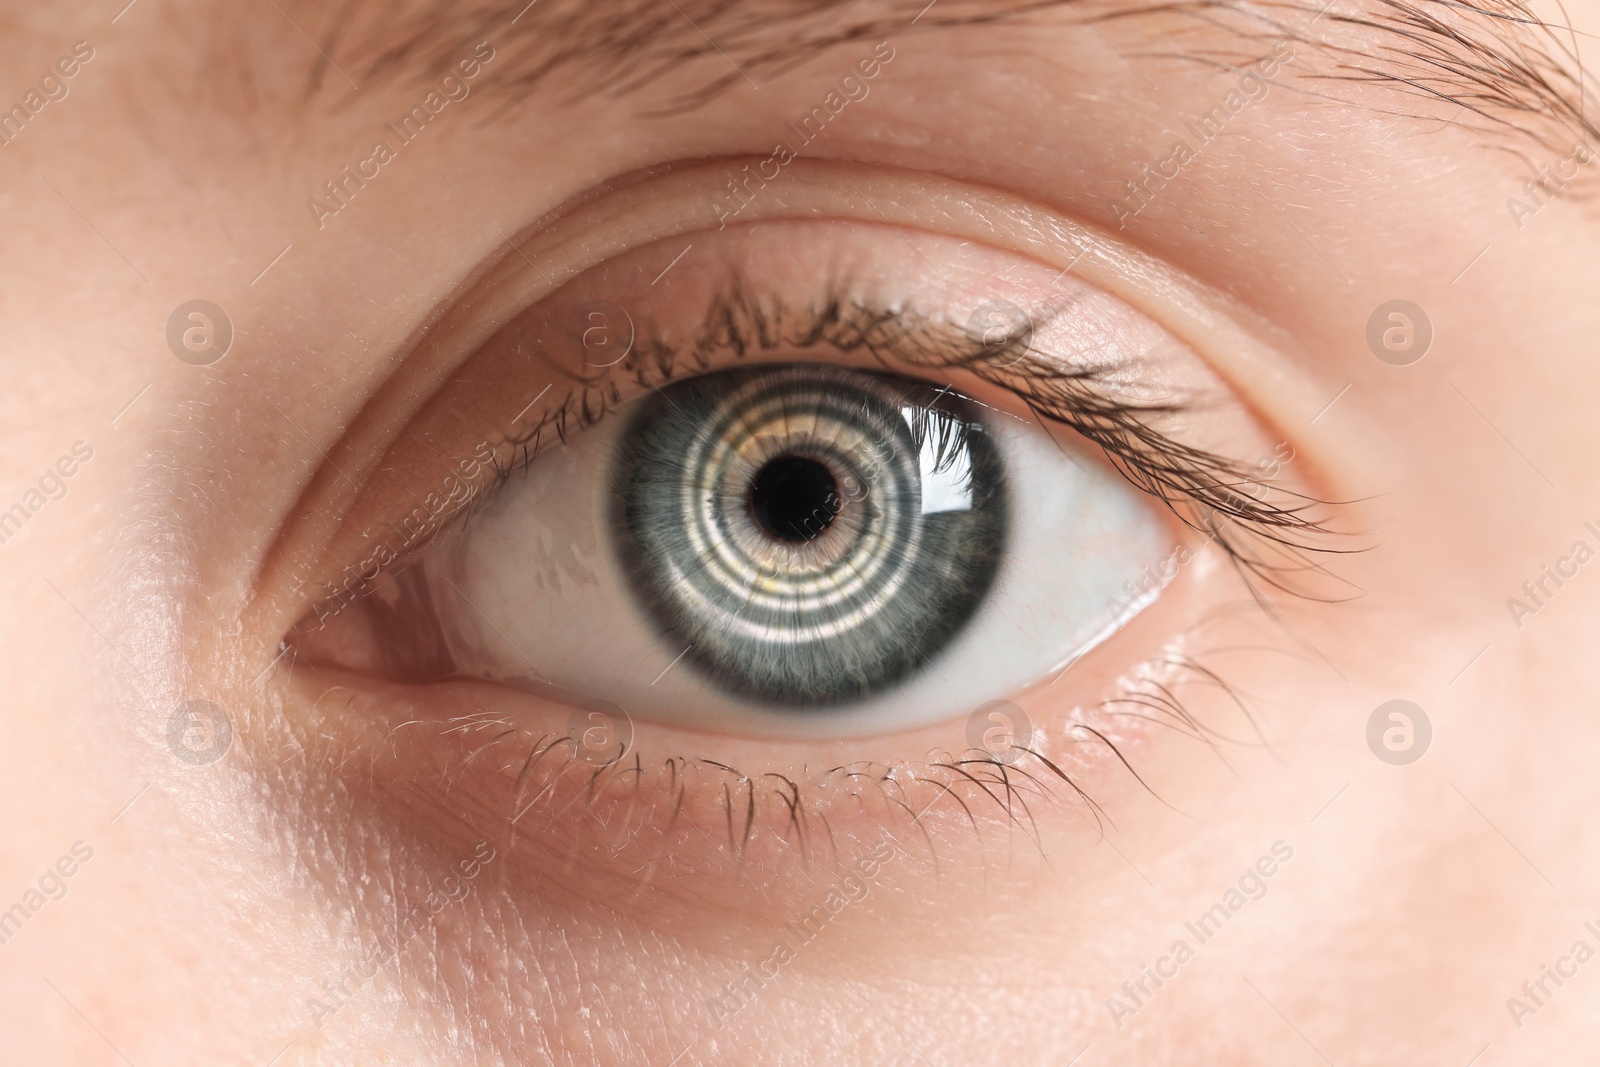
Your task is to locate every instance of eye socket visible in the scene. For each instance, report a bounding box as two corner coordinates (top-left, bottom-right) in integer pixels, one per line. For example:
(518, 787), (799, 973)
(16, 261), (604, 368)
(257, 170), (1339, 929)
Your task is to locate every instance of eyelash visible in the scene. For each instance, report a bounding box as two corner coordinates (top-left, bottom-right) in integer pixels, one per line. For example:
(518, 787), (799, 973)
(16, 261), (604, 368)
(481, 274), (1340, 602)
(431, 640), (1260, 864)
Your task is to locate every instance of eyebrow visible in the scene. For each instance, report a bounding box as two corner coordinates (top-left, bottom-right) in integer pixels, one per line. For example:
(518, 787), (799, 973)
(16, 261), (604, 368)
(273, 0), (1592, 153)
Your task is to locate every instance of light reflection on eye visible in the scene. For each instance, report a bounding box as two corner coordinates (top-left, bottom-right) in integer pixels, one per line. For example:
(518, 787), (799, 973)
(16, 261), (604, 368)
(404, 359), (1171, 738)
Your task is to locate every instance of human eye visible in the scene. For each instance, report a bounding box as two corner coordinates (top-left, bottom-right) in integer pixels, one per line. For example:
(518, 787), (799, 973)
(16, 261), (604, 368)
(277, 162), (1334, 891)
(304, 255), (1178, 738)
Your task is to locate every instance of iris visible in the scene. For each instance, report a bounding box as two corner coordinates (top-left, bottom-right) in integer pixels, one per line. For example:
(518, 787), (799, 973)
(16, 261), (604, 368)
(608, 365), (1007, 707)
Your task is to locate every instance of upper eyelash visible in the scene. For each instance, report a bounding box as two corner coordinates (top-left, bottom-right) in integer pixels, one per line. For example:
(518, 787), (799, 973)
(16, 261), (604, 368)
(489, 273), (1346, 604)
(303, 269), (1345, 640)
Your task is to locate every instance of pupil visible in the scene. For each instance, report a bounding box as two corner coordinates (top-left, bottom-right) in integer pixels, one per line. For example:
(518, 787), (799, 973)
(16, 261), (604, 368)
(749, 455), (840, 543)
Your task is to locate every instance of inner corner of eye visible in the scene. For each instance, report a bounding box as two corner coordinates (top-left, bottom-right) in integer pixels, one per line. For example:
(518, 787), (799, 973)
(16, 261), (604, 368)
(312, 359), (1173, 738)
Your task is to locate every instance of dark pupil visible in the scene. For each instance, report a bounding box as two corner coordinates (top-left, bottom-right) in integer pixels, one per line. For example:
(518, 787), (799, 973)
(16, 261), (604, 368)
(749, 455), (839, 543)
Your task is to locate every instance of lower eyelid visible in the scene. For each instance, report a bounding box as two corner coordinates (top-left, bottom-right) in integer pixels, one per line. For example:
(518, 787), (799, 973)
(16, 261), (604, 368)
(281, 527), (1240, 924)
(284, 639), (1190, 927)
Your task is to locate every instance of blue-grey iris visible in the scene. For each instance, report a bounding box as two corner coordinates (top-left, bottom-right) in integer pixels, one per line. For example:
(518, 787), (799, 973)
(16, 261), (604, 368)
(607, 365), (1007, 707)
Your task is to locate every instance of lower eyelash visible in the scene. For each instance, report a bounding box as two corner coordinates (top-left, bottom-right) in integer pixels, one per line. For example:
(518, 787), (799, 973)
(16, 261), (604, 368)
(441, 713), (1090, 865)
(402, 629), (1259, 882)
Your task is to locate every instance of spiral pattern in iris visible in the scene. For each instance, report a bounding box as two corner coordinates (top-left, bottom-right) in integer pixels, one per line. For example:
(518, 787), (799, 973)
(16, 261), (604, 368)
(608, 365), (1007, 707)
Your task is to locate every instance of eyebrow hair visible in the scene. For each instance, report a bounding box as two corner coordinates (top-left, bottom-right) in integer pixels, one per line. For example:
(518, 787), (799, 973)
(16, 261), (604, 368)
(270, 0), (1593, 154)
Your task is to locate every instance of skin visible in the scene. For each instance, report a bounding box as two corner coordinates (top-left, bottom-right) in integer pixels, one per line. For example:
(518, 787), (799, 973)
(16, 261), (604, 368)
(0, 0), (1597, 1063)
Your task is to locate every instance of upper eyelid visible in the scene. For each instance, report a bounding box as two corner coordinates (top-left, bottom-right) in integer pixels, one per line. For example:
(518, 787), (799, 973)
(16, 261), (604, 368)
(250, 159), (1336, 638)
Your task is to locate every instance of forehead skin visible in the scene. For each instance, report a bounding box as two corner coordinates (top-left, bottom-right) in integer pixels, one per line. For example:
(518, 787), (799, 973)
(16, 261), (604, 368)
(0, 0), (1597, 1064)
